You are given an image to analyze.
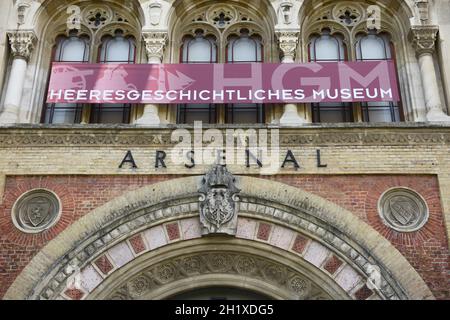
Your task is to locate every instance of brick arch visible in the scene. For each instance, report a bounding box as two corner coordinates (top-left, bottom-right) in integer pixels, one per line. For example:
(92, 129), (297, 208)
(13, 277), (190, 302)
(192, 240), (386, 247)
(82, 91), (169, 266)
(4, 176), (434, 300)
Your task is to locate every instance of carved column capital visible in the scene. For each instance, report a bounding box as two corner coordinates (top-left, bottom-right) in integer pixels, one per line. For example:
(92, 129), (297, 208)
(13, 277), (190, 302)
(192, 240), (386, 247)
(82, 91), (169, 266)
(410, 25), (439, 56)
(142, 31), (168, 63)
(276, 30), (300, 62)
(7, 30), (36, 61)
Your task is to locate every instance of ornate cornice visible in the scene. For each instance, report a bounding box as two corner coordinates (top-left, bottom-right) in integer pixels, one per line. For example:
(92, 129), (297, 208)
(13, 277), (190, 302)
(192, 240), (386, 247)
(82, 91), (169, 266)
(410, 25), (439, 56)
(142, 31), (168, 62)
(276, 30), (300, 62)
(7, 30), (37, 61)
(0, 126), (449, 147)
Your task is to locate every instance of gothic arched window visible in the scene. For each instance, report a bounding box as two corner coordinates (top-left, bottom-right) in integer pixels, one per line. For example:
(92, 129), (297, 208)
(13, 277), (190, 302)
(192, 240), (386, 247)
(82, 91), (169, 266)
(309, 29), (345, 62)
(177, 30), (218, 124)
(356, 31), (400, 123)
(182, 30), (217, 63)
(309, 29), (353, 123)
(226, 29), (264, 124)
(91, 30), (135, 124)
(42, 31), (90, 124)
(99, 30), (136, 63)
(227, 29), (263, 63)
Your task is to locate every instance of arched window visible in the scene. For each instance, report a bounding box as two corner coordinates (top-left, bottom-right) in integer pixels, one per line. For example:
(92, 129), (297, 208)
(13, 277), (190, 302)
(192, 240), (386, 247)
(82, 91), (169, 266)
(309, 29), (345, 62)
(309, 29), (352, 123)
(91, 30), (135, 124)
(182, 30), (217, 63)
(226, 29), (264, 124)
(99, 30), (136, 63)
(356, 31), (400, 123)
(177, 30), (217, 124)
(42, 31), (90, 124)
(227, 29), (262, 63)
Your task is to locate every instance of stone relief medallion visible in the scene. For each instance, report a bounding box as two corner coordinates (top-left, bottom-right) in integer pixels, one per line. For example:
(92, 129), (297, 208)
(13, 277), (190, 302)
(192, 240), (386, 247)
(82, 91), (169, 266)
(12, 189), (61, 233)
(378, 188), (429, 232)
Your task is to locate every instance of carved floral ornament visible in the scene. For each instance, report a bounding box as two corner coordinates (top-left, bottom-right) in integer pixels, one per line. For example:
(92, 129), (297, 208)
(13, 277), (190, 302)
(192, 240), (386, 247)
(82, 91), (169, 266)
(206, 5), (237, 29)
(410, 25), (439, 56)
(277, 31), (300, 60)
(7, 31), (37, 61)
(143, 31), (168, 61)
(109, 252), (320, 300)
(309, 2), (366, 28)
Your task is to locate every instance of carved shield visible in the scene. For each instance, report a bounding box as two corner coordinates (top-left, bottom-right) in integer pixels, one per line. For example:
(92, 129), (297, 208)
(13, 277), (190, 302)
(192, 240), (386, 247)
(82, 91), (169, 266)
(202, 188), (234, 229)
(149, 4), (162, 26)
(26, 197), (51, 227)
(389, 198), (417, 226)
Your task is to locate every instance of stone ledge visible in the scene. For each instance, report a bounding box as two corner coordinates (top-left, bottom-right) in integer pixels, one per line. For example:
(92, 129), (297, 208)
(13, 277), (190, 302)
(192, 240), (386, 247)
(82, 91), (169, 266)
(1, 122), (450, 130)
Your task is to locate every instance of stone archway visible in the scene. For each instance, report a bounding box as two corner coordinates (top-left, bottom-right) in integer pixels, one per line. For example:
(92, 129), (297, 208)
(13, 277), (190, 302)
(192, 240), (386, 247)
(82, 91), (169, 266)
(4, 174), (434, 300)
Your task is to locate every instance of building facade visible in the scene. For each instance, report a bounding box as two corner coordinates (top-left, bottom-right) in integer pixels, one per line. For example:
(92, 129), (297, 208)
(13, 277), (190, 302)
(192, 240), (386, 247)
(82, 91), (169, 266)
(0, 0), (449, 300)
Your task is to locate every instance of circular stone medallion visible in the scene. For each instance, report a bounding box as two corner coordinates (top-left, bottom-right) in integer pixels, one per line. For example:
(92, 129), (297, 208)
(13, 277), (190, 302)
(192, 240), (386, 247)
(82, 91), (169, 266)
(378, 188), (429, 232)
(12, 189), (61, 233)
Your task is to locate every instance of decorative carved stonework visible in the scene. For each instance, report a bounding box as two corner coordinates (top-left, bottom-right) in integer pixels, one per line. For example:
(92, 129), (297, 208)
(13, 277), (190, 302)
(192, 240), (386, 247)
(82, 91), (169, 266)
(276, 31), (299, 62)
(206, 4), (237, 28)
(332, 2), (364, 27)
(410, 26), (439, 56)
(378, 188), (429, 232)
(199, 166), (240, 236)
(83, 6), (113, 29)
(142, 32), (168, 62)
(108, 252), (317, 300)
(34, 197), (400, 300)
(415, 0), (430, 24)
(12, 189), (61, 233)
(7, 30), (36, 60)
(149, 2), (163, 26)
(16, 0), (31, 25)
(277, 2), (294, 25)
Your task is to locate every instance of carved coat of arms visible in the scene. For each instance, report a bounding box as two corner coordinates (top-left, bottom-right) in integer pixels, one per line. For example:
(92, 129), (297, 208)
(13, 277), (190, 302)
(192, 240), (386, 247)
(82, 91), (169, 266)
(388, 198), (418, 226)
(199, 165), (240, 236)
(26, 197), (52, 227)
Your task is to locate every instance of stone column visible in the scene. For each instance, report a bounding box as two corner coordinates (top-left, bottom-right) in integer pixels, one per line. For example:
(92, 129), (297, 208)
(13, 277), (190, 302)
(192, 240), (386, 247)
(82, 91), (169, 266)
(135, 31), (168, 126)
(277, 31), (305, 126)
(411, 26), (450, 121)
(0, 31), (36, 124)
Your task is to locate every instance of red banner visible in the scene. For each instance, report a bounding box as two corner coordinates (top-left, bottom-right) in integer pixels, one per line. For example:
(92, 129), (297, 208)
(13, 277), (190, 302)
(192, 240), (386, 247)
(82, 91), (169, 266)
(47, 61), (400, 104)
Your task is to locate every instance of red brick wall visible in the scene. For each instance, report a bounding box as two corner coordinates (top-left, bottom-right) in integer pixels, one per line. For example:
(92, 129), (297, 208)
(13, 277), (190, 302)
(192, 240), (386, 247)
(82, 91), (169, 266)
(0, 175), (448, 299)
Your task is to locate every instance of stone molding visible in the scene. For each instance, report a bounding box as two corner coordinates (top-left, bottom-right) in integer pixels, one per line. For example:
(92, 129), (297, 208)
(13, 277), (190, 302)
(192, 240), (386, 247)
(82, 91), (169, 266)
(0, 126), (450, 147)
(107, 251), (321, 300)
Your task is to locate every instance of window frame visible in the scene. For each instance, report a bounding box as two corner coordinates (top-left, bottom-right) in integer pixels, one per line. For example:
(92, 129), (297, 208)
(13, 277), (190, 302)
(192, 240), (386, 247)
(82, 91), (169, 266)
(94, 30), (136, 124)
(177, 30), (218, 124)
(41, 32), (91, 124)
(355, 31), (403, 123)
(308, 29), (354, 124)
